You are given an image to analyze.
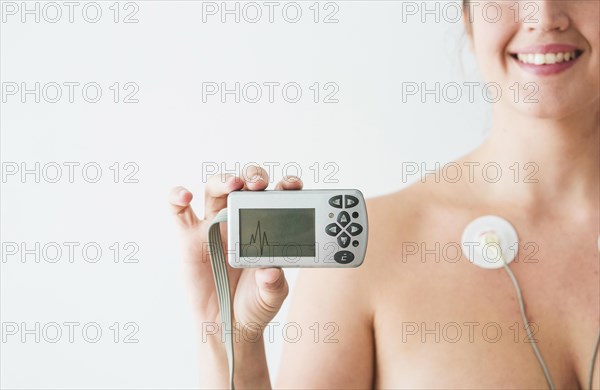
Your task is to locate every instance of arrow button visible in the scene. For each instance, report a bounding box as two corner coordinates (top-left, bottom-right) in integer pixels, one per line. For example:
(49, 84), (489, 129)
(347, 223), (363, 236)
(337, 211), (350, 227)
(337, 232), (350, 248)
(328, 195), (343, 209)
(344, 195), (359, 208)
(326, 223), (341, 236)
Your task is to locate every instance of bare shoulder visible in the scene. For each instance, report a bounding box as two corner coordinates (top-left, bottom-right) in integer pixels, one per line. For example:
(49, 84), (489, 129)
(286, 179), (462, 328)
(364, 180), (463, 266)
(288, 182), (462, 308)
(290, 180), (450, 313)
(277, 180), (473, 387)
(361, 179), (479, 307)
(275, 185), (446, 388)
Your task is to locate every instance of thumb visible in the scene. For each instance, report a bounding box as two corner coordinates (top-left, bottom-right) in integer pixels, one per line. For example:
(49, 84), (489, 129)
(255, 268), (289, 311)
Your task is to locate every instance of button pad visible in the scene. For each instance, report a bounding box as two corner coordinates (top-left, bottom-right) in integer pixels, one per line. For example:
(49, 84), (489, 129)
(325, 194), (365, 264)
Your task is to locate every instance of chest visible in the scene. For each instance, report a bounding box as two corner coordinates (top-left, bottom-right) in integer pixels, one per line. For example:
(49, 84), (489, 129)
(371, 224), (599, 389)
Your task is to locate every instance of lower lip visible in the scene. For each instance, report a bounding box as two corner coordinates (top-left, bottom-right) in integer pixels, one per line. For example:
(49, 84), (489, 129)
(511, 55), (581, 76)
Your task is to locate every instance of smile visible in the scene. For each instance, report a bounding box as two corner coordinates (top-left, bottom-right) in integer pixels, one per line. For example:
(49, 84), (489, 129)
(510, 50), (583, 65)
(508, 46), (584, 76)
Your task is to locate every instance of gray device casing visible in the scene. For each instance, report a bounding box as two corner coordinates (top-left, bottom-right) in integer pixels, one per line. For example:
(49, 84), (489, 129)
(227, 189), (368, 268)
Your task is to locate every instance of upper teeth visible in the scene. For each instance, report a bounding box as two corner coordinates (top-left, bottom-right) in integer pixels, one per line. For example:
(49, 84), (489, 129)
(516, 51), (577, 65)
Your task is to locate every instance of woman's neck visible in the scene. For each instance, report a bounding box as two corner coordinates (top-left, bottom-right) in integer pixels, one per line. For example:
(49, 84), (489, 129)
(466, 102), (599, 218)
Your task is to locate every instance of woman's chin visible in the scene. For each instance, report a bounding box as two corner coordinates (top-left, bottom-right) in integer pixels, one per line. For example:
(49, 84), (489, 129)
(509, 97), (598, 120)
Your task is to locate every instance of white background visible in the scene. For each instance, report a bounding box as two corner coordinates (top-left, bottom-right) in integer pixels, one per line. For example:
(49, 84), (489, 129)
(1, 1), (490, 388)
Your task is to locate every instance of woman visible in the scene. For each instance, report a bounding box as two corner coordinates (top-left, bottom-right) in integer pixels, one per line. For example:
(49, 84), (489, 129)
(169, 0), (599, 388)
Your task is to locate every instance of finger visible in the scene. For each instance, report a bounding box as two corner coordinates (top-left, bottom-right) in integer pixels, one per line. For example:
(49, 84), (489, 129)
(204, 166), (270, 220)
(240, 165), (270, 191)
(255, 268), (289, 310)
(274, 176), (303, 191)
(204, 174), (245, 221)
(169, 186), (199, 229)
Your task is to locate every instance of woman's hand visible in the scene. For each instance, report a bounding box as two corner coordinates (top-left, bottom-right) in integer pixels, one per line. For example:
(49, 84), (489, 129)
(169, 165), (303, 337)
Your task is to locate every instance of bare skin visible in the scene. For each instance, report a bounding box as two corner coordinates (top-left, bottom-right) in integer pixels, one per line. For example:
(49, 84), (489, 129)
(170, 1), (599, 388)
(278, 149), (599, 389)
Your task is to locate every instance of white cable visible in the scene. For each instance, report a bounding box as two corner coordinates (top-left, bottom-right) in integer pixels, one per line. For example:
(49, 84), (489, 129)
(487, 236), (600, 390)
(208, 209), (235, 389)
(482, 235), (555, 389)
(500, 261), (555, 389)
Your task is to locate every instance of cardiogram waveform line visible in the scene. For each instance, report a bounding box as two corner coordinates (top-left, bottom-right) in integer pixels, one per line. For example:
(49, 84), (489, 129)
(248, 220), (270, 256)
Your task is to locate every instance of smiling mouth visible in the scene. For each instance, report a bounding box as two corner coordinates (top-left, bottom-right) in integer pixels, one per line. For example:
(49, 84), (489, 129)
(509, 50), (584, 65)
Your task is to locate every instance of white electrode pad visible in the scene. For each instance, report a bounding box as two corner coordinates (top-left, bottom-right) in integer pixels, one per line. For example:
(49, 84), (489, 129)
(461, 215), (519, 269)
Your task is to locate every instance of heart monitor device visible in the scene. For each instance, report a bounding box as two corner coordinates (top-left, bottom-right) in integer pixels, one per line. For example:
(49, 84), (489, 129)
(226, 189), (368, 267)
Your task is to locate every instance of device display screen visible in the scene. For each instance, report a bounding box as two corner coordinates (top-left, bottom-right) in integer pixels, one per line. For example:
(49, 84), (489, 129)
(239, 208), (316, 258)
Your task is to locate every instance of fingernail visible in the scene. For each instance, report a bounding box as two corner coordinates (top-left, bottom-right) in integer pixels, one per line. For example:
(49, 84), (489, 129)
(249, 175), (264, 184)
(178, 189), (188, 200)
